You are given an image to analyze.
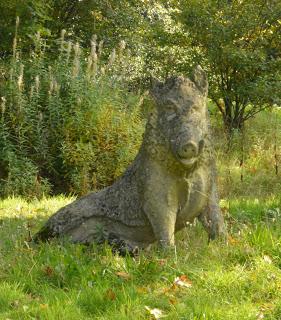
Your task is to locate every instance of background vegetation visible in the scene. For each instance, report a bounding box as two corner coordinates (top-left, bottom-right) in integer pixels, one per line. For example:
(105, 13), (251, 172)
(0, 0), (280, 198)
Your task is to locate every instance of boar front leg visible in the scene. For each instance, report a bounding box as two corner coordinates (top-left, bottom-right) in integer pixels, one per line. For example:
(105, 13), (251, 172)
(143, 166), (178, 247)
(198, 173), (226, 240)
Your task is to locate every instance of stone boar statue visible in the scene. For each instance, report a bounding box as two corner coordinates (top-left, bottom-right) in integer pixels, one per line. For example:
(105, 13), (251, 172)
(35, 66), (225, 251)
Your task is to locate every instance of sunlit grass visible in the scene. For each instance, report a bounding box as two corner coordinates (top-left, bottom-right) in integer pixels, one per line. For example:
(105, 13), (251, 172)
(1, 196), (281, 319)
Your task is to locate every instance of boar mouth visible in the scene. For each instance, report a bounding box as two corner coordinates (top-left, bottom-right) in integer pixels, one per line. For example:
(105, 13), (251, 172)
(171, 138), (204, 168)
(175, 140), (205, 168)
(174, 140), (201, 168)
(177, 156), (198, 168)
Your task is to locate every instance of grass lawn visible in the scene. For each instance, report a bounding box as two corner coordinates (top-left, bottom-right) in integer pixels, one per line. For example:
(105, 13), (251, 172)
(0, 196), (281, 320)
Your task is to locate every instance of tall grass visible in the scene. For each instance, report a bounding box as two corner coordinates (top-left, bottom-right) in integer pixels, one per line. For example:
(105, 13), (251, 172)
(211, 106), (281, 199)
(0, 29), (145, 198)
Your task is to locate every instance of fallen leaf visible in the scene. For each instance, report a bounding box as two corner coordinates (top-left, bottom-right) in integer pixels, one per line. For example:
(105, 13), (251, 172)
(145, 306), (166, 319)
(157, 259), (167, 266)
(162, 287), (171, 294)
(22, 305), (29, 312)
(250, 167), (257, 174)
(263, 255), (272, 264)
(256, 311), (264, 319)
(10, 300), (20, 308)
(115, 271), (131, 280)
(173, 275), (192, 288)
(169, 297), (178, 305)
(136, 286), (150, 294)
(179, 275), (190, 282)
(43, 266), (54, 277)
(105, 288), (116, 300)
(228, 235), (240, 245)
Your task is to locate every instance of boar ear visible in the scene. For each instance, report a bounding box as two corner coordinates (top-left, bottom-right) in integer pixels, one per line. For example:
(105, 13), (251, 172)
(191, 65), (208, 96)
(150, 74), (163, 97)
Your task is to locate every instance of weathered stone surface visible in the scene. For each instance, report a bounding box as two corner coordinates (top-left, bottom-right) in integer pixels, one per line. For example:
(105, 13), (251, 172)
(35, 66), (226, 250)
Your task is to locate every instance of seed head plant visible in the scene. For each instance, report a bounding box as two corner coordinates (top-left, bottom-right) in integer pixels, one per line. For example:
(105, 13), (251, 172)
(0, 19), (145, 198)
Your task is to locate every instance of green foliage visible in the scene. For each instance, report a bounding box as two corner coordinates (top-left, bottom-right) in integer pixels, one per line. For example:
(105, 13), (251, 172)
(213, 108), (281, 199)
(178, 0), (281, 131)
(0, 151), (51, 198)
(1, 196), (281, 319)
(1, 1), (280, 134)
(0, 0), (52, 57)
(0, 1), (280, 200)
(0, 1), (189, 86)
(0, 32), (144, 198)
(0, 1), (159, 58)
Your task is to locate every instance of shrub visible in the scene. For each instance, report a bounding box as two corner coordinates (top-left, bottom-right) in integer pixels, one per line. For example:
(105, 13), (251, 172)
(0, 31), (144, 198)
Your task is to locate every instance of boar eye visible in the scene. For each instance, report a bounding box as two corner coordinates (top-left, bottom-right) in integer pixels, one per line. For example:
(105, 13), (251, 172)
(165, 99), (179, 112)
(166, 104), (177, 113)
(166, 112), (177, 121)
(191, 103), (202, 111)
(165, 103), (178, 121)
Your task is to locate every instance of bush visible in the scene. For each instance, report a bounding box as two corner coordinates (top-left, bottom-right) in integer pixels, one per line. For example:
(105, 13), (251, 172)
(0, 32), (145, 198)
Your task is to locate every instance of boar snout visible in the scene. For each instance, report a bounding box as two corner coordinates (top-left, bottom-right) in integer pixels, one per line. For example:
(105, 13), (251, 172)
(174, 137), (205, 168)
(177, 141), (198, 159)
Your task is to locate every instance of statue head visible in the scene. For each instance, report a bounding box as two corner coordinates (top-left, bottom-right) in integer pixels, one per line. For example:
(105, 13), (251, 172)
(150, 66), (209, 169)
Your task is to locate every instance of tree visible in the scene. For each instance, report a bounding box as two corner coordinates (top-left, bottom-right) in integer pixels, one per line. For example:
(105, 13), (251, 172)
(178, 0), (281, 133)
(0, 0), (53, 58)
(0, 0), (188, 87)
(0, 0), (150, 56)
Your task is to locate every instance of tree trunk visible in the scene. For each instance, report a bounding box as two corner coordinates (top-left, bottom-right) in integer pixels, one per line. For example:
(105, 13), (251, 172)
(222, 98), (244, 137)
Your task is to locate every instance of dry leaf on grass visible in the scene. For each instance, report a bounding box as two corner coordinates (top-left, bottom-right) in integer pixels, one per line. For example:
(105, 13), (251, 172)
(228, 235), (240, 245)
(115, 271), (131, 280)
(263, 255), (272, 264)
(22, 305), (28, 312)
(145, 306), (167, 319)
(43, 266), (54, 277)
(157, 259), (167, 266)
(136, 286), (150, 294)
(169, 297), (178, 305)
(162, 287), (171, 294)
(105, 288), (116, 300)
(173, 275), (192, 289)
